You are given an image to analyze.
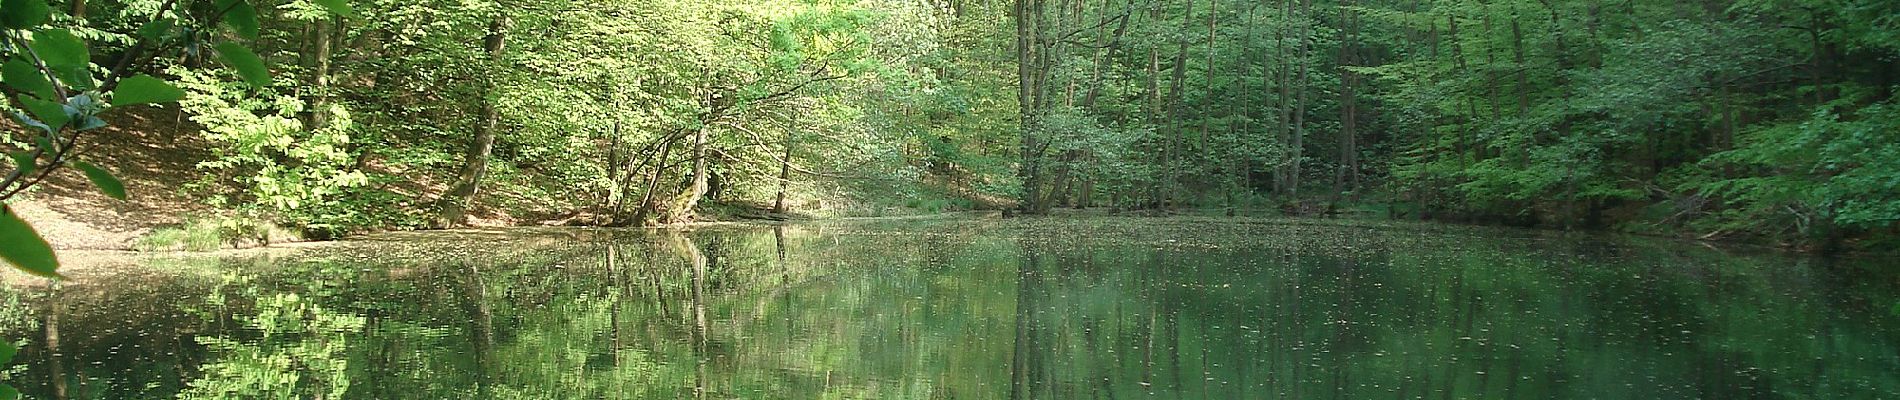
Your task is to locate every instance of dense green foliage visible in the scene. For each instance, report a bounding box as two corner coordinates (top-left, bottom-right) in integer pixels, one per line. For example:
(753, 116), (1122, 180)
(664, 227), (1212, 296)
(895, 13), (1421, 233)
(0, 0), (291, 289)
(0, 0), (1894, 250)
(1001, 0), (1900, 248)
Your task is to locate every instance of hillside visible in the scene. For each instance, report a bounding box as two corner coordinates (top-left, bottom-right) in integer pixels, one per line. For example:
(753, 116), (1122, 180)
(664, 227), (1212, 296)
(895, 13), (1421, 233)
(8, 107), (214, 250)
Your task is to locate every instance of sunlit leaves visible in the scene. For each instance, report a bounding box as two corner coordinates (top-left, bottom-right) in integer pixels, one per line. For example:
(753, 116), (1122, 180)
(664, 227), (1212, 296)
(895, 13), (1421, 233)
(112, 75), (186, 106)
(0, 206), (60, 279)
(312, 0), (353, 17)
(29, 29), (90, 89)
(28, 29), (87, 71)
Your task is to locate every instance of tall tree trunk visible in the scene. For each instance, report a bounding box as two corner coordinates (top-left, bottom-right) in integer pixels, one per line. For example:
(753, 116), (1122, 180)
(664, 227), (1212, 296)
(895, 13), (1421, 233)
(1510, 14), (1530, 117)
(1145, 31), (1163, 207)
(308, 17), (335, 129)
(1417, 5), (1443, 218)
(1163, 0), (1195, 207)
(1015, 0), (1046, 214)
(1289, 0), (1311, 198)
(630, 136), (680, 225)
(1234, 3), (1259, 204)
(1452, 11), (1476, 169)
(1273, 0), (1293, 195)
(1482, 1), (1503, 128)
(774, 127), (795, 214)
(1806, 10), (1831, 107)
(1080, 0), (1132, 109)
(1336, 0), (1359, 196)
(1197, 0), (1218, 206)
(668, 119), (713, 223)
(438, 18), (508, 228)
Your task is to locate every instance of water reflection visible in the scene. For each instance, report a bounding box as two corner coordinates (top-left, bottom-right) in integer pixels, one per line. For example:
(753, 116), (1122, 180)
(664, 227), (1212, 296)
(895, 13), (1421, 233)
(4, 219), (1898, 399)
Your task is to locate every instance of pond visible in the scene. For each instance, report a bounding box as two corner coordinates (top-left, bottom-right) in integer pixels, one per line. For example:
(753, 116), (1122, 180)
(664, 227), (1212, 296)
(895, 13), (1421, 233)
(2, 217), (1897, 399)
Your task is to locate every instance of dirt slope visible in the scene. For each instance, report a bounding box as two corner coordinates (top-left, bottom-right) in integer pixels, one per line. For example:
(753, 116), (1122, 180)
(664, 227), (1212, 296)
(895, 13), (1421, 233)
(8, 107), (216, 250)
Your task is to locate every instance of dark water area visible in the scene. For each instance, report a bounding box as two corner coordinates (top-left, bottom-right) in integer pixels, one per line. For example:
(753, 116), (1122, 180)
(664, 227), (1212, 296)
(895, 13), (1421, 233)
(3, 217), (1897, 399)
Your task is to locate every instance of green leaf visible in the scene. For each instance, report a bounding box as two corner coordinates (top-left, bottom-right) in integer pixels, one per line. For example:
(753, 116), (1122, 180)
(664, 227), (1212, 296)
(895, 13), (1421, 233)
(0, 0), (50, 29)
(0, 384), (16, 400)
(313, 0), (353, 17)
(218, 0), (259, 39)
(30, 30), (93, 89)
(214, 42), (271, 87)
(29, 30), (89, 71)
(137, 18), (176, 42)
(18, 96), (68, 131)
(0, 341), (15, 365)
(111, 75), (185, 106)
(2, 58), (54, 100)
(0, 206), (60, 279)
(75, 161), (126, 200)
(11, 113), (50, 134)
(8, 152), (36, 176)
(74, 116), (106, 131)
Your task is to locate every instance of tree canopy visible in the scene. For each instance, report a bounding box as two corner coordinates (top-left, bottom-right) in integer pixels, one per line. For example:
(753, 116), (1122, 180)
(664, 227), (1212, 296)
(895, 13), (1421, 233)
(0, 0), (1892, 254)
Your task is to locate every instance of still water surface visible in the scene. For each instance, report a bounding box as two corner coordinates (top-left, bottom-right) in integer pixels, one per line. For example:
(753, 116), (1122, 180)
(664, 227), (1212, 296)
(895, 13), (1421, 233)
(5, 217), (1898, 399)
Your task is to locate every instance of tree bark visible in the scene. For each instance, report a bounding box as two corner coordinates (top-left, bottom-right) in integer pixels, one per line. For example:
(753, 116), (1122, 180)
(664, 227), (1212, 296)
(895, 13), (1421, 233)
(1336, 0), (1359, 196)
(1511, 14), (1530, 117)
(1233, 3), (1259, 204)
(308, 17), (335, 129)
(1015, 0), (1047, 214)
(1145, 33), (1163, 207)
(1289, 0), (1311, 198)
(1273, 0), (1293, 195)
(774, 126), (795, 214)
(1197, 0), (1218, 206)
(1079, 0), (1132, 110)
(1163, 0), (1194, 207)
(667, 119), (714, 223)
(437, 18), (508, 228)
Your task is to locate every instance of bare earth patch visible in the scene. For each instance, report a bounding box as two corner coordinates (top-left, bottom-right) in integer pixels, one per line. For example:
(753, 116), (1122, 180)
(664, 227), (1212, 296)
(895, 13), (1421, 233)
(8, 107), (216, 250)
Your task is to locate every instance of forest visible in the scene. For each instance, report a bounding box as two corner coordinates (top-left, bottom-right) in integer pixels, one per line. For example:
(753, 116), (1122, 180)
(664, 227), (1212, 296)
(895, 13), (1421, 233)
(0, 0), (1896, 397)
(0, 0), (1895, 264)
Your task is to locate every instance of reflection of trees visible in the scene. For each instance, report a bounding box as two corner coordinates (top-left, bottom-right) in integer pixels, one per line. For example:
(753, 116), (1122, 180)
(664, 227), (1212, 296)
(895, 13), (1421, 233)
(44, 283), (65, 400)
(9, 222), (1899, 399)
(178, 275), (365, 400)
(457, 260), (495, 397)
(1008, 251), (1043, 400)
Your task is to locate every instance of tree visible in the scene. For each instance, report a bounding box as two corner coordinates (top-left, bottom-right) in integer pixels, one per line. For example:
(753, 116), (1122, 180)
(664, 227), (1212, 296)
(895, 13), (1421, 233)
(437, 17), (509, 228)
